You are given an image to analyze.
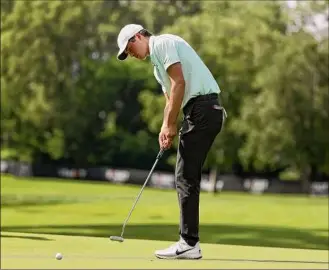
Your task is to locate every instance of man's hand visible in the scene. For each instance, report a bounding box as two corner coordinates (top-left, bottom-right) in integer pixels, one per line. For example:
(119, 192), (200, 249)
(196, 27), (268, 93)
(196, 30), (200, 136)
(159, 124), (177, 149)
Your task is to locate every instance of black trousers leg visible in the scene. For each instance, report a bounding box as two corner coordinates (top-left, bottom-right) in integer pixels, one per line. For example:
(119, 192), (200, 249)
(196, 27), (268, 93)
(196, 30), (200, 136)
(175, 97), (224, 246)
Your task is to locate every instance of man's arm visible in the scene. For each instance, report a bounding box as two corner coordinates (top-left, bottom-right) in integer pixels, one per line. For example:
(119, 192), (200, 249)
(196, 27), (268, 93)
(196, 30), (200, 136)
(163, 62), (185, 128)
(156, 38), (185, 149)
(163, 92), (169, 124)
(164, 91), (170, 104)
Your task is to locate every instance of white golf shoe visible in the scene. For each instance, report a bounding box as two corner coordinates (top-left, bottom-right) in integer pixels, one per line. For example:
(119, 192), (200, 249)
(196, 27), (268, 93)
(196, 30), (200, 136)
(155, 238), (202, 260)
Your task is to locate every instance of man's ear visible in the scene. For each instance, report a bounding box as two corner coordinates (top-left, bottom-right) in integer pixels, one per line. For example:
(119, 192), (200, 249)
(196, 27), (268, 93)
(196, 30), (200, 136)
(135, 33), (142, 40)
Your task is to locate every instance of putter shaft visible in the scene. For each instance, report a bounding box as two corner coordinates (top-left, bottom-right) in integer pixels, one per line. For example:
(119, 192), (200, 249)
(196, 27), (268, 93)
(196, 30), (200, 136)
(119, 149), (164, 238)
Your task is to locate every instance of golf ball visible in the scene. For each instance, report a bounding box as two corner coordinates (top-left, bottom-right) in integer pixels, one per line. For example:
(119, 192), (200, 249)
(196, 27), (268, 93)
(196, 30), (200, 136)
(55, 253), (63, 260)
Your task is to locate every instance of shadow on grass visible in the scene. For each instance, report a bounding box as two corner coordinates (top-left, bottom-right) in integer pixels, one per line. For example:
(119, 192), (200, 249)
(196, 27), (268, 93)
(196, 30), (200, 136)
(1, 194), (79, 208)
(2, 223), (328, 250)
(0, 233), (53, 241)
(203, 258), (329, 264)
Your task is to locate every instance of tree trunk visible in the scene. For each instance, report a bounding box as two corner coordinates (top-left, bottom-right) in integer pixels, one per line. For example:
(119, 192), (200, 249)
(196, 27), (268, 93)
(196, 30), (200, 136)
(210, 167), (218, 194)
(300, 165), (311, 194)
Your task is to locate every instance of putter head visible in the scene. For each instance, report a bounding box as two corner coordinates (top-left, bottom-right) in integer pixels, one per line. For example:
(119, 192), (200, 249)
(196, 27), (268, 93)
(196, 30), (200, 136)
(110, 236), (124, 242)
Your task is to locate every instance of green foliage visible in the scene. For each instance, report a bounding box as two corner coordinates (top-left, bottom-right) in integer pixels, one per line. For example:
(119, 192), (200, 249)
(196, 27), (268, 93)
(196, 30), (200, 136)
(1, 0), (158, 165)
(0, 148), (19, 160)
(279, 168), (301, 182)
(1, 0), (328, 182)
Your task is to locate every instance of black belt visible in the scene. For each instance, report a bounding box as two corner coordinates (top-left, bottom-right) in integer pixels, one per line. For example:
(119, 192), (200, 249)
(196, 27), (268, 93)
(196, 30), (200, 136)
(183, 93), (219, 115)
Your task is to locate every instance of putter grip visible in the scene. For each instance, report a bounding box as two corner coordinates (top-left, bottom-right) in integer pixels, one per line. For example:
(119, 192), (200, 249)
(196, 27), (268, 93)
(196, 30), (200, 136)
(156, 149), (165, 159)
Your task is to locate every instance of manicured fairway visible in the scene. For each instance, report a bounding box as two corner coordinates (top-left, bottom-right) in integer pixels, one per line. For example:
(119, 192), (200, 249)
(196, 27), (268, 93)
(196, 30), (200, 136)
(1, 174), (328, 268)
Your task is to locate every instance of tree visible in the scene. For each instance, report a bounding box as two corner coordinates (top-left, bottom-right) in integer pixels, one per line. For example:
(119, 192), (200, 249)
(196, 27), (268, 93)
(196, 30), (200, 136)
(234, 2), (329, 190)
(1, 0), (197, 167)
(139, 1), (287, 179)
(1, 0), (123, 162)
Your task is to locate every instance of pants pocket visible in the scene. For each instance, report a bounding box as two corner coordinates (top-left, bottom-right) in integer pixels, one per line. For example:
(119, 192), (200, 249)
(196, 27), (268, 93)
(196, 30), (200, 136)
(190, 100), (223, 130)
(179, 102), (196, 136)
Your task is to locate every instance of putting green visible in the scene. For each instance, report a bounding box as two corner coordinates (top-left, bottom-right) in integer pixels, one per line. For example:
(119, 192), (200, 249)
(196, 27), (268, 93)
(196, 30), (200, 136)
(1, 232), (328, 269)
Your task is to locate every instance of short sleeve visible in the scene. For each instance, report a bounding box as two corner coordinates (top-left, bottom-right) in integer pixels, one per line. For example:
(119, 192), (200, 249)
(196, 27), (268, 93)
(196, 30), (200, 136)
(155, 38), (180, 71)
(161, 86), (166, 93)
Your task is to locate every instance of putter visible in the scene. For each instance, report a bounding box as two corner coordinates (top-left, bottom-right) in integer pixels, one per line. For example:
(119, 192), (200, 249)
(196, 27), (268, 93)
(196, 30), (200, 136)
(110, 148), (165, 243)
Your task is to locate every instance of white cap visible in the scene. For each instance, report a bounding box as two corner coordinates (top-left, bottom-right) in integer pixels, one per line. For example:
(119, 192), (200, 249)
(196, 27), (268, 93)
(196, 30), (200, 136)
(117, 24), (144, 61)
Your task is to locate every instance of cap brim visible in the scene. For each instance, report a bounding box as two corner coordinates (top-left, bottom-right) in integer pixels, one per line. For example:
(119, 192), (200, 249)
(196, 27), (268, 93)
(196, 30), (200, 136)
(117, 51), (128, 60)
(117, 40), (129, 61)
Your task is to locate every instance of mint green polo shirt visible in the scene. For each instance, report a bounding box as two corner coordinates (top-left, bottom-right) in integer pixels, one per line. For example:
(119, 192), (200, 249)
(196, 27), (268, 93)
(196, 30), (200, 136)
(149, 34), (220, 108)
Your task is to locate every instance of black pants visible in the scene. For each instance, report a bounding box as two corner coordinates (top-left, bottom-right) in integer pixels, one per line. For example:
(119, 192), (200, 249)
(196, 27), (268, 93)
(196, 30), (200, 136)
(175, 93), (224, 246)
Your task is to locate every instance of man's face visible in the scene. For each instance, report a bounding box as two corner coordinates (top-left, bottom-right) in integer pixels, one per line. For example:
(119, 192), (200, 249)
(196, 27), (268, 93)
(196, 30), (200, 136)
(125, 33), (148, 60)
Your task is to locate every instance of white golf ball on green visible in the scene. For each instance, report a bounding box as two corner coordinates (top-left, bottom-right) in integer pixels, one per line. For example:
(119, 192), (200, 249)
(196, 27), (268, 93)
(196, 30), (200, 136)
(55, 253), (63, 260)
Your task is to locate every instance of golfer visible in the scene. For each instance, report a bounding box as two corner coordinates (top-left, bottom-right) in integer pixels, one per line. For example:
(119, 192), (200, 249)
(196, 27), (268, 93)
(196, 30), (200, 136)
(116, 24), (225, 260)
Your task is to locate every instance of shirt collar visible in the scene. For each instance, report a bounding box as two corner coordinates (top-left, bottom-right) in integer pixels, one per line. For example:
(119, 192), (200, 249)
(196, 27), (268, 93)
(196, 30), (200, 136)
(149, 36), (156, 62)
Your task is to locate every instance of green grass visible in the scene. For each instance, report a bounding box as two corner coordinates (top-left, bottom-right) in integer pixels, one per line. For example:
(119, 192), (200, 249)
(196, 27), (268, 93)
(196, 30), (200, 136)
(1, 174), (328, 269)
(2, 232), (328, 269)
